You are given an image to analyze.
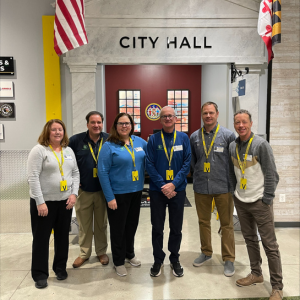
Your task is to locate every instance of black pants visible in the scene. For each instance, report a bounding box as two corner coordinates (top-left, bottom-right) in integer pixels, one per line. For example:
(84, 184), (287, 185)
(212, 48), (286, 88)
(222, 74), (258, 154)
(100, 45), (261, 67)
(150, 190), (186, 264)
(106, 191), (142, 266)
(30, 198), (72, 281)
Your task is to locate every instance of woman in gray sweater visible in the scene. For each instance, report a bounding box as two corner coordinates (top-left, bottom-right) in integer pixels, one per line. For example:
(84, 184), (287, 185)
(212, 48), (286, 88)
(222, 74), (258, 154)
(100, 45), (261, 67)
(27, 119), (80, 289)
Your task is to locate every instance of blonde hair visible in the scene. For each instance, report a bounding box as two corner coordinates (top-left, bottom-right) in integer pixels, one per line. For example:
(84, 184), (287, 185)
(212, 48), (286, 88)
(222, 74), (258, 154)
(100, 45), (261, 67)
(38, 119), (69, 147)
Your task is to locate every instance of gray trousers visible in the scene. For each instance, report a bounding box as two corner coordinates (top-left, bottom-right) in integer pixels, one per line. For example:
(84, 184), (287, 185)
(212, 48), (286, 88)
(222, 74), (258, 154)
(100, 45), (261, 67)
(233, 195), (283, 290)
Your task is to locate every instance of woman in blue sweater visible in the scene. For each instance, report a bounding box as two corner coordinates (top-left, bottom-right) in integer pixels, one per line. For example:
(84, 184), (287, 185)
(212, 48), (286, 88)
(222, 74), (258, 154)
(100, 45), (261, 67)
(98, 113), (147, 276)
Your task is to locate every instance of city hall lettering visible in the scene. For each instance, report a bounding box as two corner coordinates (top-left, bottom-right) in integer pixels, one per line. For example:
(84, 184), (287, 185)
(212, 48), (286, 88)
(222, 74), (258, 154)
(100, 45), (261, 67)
(119, 37), (212, 49)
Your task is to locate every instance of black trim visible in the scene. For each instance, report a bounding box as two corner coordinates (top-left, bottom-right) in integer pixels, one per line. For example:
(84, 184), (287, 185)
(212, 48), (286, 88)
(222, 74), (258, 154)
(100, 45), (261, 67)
(275, 222), (300, 228)
(266, 60), (272, 142)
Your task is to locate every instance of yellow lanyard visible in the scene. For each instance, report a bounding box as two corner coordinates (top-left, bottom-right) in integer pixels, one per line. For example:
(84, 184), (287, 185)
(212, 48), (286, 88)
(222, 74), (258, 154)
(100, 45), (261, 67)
(88, 138), (103, 165)
(236, 134), (254, 176)
(124, 138), (136, 169)
(161, 130), (176, 170)
(201, 124), (220, 161)
(49, 145), (64, 177)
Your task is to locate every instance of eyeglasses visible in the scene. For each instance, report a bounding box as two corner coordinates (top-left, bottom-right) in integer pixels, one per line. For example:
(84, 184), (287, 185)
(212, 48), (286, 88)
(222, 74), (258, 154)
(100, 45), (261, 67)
(116, 122), (131, 127)
(160, 115), (175, 120)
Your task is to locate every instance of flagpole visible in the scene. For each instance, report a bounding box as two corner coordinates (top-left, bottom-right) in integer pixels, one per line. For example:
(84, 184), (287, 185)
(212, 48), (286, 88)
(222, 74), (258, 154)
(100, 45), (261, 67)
(266, 60), (272, 143)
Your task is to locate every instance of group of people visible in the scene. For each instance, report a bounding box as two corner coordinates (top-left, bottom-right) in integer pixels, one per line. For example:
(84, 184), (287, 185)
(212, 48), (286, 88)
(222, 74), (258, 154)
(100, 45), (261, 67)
(27, 102), (283, 300)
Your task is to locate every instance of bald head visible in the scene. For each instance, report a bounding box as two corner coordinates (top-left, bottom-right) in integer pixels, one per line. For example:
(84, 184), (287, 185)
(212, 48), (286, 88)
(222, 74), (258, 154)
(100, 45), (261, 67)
(160, 106), (176, 117)
(160, 106), (177, 133)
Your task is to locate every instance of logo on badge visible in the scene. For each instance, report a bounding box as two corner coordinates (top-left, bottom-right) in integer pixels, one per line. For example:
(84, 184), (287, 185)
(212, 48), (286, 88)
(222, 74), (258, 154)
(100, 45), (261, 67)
(145, 103), (161, 121)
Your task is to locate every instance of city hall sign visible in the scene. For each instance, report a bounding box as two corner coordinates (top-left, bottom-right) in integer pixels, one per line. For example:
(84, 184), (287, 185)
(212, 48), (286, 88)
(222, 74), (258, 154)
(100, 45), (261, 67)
(119, 36), (212, 49)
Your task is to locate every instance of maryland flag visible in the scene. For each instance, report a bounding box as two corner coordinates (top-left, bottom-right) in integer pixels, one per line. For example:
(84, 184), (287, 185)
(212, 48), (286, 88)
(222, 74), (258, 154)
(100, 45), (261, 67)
(258, 0), (281, 63)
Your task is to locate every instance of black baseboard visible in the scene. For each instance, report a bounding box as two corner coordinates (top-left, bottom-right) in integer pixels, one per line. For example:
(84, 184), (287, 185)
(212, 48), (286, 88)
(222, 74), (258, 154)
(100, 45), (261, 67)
(275, 222), (300, 228)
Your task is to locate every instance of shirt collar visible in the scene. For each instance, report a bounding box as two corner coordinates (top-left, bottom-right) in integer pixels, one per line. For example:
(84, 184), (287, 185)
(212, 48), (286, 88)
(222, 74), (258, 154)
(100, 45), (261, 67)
(162, 128), (175, 136)
(84, 130), (102, 145)
(235, 132), (254, 144)
(203, 123), (218, 134)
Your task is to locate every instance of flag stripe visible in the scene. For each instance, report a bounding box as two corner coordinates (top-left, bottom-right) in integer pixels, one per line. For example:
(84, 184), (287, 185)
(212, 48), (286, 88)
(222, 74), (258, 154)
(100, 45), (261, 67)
(272, 0), (281, 46)
(54, 22), (69, 55)
(58, 0), (84, 46)
(54, 0), (88, 56)
(71, 0), (88, 43)
(55, 16), (75, 50)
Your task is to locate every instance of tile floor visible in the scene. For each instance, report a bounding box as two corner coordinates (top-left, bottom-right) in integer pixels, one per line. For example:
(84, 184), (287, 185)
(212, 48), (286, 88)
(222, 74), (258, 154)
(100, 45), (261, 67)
(0, 184), (299, 300)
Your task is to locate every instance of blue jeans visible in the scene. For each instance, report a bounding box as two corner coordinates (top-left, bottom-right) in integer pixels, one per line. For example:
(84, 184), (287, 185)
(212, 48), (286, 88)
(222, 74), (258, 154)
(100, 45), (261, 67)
(150, 190), (186, 264)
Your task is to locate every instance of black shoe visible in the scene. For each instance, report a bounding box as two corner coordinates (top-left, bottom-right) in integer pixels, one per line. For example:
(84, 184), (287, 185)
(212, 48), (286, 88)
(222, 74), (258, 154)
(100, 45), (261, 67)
(150, 262), (163, 277)
(56, 270), (68, 280)
(170, 262), (184, 277)
(35, 279), (48, 289)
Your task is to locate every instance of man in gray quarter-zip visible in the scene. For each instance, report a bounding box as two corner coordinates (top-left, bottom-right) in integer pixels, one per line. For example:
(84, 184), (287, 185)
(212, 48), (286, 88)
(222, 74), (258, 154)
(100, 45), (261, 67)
(229, 109), (283, 300)
(190, 102), (236, 277)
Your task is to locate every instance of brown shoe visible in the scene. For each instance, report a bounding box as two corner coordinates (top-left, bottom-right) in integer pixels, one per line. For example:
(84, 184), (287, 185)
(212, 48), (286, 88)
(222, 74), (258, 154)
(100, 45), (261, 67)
(72, 257), (89, 268)
(269, 289), (283, 300)
(236, 273), (264, 287)
(98, 254), (109, 265)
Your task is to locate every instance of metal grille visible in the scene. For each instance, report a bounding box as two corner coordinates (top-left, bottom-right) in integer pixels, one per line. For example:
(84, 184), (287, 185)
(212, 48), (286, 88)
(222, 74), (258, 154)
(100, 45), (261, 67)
(0, 150), (31, 233)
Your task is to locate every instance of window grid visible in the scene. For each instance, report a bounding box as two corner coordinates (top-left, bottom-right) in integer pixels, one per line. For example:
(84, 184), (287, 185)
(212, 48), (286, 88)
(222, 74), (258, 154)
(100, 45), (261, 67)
(167, 89), (189, 132)
(118, 89), (141, 133)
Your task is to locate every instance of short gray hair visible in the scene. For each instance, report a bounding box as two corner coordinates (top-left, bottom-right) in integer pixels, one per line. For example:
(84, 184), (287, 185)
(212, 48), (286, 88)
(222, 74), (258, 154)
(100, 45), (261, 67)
(234, 109), (252, 122)
(201, 102), (218, 112)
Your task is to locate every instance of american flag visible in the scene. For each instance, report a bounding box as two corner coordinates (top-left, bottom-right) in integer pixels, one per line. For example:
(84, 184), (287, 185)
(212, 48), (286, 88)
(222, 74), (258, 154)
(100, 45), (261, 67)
(258, 0), (281, 63)
(54, 0), (88, 56)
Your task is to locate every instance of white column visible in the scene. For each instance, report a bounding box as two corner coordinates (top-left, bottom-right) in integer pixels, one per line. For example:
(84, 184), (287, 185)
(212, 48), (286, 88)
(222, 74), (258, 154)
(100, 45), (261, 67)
(68, 64), (97, 134)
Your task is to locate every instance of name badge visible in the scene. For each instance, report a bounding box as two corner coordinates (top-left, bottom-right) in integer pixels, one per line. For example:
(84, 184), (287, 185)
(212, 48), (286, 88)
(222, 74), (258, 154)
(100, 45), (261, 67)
(240, 178), (247, 190)
(214, 146), (224, 153)
(132, 170), (139, 181)
(204, 162), (210, 173)
(166, 170), (174, 180)
(64, 155), (73, 160)
(243, 154), (252, 161)
(134, 147), (144, 152)
(60, 180), (68, 192)
(173, 145), (183, 151)
(93, 168), (98, 178)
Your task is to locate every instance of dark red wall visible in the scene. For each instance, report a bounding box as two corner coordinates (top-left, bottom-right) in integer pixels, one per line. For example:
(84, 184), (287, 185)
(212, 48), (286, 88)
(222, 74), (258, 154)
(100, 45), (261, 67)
(105, 65), (202, 140)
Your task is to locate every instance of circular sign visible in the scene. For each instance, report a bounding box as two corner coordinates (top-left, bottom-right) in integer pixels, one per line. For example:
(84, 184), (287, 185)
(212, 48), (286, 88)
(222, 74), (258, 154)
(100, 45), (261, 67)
(0, 103), (14, 118)
(145, 103), (162, 121)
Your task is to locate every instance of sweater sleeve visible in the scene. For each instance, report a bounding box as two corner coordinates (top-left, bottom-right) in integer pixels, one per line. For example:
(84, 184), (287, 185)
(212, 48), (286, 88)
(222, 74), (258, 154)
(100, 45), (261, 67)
(27, 145), (45, 205)
(172, 134), (192, 188)
(228, 143), (237, 194)
(98, 143), (115, 202)
(69, 147), (80, 196)
(190, 133), (196, 174)
(146, 135), (166, 189)
(258, 141), (280, 205)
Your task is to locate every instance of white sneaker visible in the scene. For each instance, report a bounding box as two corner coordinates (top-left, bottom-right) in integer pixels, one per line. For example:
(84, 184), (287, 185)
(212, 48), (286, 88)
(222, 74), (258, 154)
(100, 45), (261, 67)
(114, 265), (127, 276)
(126, 256), (141, 267)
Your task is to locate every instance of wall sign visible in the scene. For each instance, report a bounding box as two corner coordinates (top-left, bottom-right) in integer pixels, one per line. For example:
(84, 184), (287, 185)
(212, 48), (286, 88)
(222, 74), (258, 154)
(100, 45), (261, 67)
(145, 103), (161, 121)
(0, 81), (13, 97)
(232, 79), (246, 97)
(0, 57), (14, 75)
(0, 103), (15, 118)
(120, 36), (212, 49)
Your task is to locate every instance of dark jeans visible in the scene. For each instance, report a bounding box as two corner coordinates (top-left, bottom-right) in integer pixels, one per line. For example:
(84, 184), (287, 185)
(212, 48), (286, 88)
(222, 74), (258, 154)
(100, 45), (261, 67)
(233, 195), (283, 290)
(106, 191), (142, 266)
(150, 190), (186, 264)
(30, 198), (72, 281)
